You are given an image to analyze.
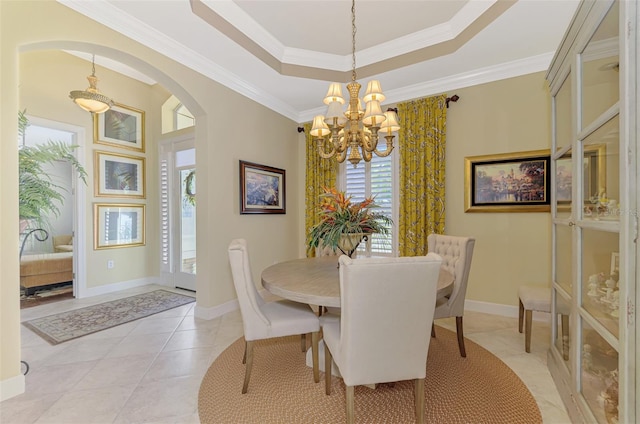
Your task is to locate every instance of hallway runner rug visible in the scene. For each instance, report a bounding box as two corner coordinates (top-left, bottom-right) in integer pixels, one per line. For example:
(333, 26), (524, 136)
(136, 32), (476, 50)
(198, 328), (542, 423)
(23, 289), (194, 345)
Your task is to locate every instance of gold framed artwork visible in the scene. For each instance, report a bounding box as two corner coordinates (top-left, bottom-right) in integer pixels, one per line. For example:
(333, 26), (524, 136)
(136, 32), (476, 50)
(93, 203), (145, 249)
(94, 151), (145, 198)
(464, 149), (551, 213)
(94, 103), (145, 152)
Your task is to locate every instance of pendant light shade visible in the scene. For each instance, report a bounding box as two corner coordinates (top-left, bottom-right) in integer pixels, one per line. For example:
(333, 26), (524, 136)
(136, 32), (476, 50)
(69, 55), (114, 114)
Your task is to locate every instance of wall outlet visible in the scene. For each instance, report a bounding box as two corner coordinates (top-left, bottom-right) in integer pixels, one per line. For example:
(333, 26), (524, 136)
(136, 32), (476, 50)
(107, 260), (114, 269)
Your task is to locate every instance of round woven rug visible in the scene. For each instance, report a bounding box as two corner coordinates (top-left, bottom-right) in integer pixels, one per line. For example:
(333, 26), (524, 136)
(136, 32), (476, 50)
(198, 327), (542, 423)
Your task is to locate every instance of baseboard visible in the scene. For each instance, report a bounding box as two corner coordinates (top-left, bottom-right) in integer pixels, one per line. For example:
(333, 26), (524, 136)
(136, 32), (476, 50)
(195, 298), (239, 320)
(78, 277), (162, 299)
(0, 373), (25, 402)
(465, 299), (551, 323)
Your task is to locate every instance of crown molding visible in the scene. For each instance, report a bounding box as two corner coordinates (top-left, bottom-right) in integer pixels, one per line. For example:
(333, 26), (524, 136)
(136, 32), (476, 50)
(298, 52), (555, 123)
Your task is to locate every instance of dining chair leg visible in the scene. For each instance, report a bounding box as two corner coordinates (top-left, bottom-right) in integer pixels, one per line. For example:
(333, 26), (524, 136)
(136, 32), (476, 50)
(242, 341), (247, 364)
(346, 385), (355, 424)
(456, 316), (466, 357)
(324, 342), (332, 395)
(414, 378), (425, 424)
(431, 322), (436, 338)
(242, 341), (255, 394)
(518, 299), (524, 333)
(312, 331), (320, 383)
(525, 310), (533, 353)
(301, 333), (307, 352)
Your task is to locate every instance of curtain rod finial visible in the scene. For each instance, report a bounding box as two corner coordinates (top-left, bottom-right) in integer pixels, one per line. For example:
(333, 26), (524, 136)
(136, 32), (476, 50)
(297, 127), (305, 133)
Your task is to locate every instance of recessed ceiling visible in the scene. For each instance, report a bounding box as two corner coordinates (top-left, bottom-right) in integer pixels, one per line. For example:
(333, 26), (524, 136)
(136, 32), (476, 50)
(58, 0), (581, 122)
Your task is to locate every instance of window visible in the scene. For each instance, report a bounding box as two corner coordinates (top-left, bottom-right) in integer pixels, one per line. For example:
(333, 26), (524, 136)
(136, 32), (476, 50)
(174, 103), (195, 130)
(339, 151), (397, 256)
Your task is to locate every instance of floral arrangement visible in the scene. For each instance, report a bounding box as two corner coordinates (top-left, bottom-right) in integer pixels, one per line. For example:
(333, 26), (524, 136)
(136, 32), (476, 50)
(307, 187), (392, 255)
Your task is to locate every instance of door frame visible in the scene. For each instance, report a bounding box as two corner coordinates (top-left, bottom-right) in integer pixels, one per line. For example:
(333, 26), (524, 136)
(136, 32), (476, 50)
(24, 116), (87, 298)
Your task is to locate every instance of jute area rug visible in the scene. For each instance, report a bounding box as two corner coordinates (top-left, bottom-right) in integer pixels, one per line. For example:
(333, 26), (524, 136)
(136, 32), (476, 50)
(22, 289), (194, 345)
(198, 327), (542, 424)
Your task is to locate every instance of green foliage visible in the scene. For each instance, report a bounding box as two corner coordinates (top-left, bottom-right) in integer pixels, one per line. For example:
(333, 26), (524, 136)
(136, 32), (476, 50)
(307, 187), (392, 252)
(18, 111), (88, 229)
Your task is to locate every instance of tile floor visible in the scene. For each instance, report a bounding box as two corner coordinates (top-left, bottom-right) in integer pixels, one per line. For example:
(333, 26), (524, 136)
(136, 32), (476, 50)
(1, 284), (571, 423)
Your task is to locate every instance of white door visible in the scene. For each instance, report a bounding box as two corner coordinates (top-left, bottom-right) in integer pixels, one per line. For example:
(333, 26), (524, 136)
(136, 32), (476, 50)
(159, 138), (196, 291)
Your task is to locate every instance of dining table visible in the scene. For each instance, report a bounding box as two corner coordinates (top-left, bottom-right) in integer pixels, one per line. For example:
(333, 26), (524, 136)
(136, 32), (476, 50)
(261, 255), (455, 309)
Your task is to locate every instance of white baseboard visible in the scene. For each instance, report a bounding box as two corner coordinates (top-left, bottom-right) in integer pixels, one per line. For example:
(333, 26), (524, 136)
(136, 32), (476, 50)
(195, 298), (239, 320)
(465, 299), (551, 323)
(1, 373), (25, 402)
(78, 277), (162, 299)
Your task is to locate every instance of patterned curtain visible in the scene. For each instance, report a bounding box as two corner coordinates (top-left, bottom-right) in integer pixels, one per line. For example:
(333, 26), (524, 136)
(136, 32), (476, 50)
(397, 94), (448, 256)
(304, 122), (337, 257)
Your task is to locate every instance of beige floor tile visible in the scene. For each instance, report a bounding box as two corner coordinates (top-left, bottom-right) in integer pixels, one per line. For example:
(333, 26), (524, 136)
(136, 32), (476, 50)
(23, 361), (98, 396)
(141, 348), (213, 382)
(104, 332), (174, 359)
(34, 384), (136, 424)
(0, 392), (63, 424)
(128, 316), (185, 336)
(73, 353), (157, 391)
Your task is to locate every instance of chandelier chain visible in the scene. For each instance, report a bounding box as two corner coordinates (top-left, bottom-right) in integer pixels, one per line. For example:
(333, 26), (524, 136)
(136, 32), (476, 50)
(351, 0), (357, 83)
(91, 54), (97, 77)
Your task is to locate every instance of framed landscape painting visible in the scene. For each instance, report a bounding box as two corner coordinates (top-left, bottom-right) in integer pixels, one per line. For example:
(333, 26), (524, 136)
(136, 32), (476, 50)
(94, 151), (145, 198)
(464, 149), (551, 213)
(94, 103), (145, 152)
(94, 203), (145, 249)
(239, 160), (286, 214)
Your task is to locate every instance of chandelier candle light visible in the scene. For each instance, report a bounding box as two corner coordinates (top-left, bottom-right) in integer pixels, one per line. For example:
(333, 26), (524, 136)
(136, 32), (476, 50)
(310, 0), (400, 167)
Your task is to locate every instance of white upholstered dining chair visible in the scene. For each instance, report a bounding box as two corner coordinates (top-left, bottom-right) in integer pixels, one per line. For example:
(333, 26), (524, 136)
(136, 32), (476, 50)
(320, 254), (442, 424)
(227, 238), (320, 393)
(428, 234), (476, 357)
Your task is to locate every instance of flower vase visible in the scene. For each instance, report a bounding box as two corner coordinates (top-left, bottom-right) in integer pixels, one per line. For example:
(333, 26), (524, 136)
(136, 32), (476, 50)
(337, 233), (366, 258)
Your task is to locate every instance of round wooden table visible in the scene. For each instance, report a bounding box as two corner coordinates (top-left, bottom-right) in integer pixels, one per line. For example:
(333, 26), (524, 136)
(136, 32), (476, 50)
(261, 256), (454, 308)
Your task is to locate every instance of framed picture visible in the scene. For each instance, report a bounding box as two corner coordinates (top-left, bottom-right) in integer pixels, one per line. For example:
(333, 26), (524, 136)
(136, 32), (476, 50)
(94, 103), (145, 152)
(94, 151), (145, 198)
(464, 149), (551, 213)
(239, 160), (286, 214)
(94, 203), (145, 249)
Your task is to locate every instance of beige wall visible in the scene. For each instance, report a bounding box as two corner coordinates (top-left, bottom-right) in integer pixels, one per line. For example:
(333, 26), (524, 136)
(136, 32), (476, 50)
(20, 50), (161, 287)
(1, 0), (300, 391)
(1, 0), (557, 396)
(445, 73), (553, 306)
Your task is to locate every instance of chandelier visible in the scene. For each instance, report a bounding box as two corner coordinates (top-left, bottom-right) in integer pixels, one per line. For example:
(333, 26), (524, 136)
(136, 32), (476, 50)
(309, 0), (399, 167)
(69, 54), (114, 114)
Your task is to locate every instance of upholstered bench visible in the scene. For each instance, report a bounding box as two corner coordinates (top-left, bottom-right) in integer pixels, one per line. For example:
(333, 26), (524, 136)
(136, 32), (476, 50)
(518, 285), (570, 359)
(20, 252), (73, 295)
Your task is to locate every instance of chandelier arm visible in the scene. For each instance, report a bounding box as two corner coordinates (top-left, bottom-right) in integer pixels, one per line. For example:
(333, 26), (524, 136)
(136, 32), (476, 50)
(371, 135), (396, 158)
(316, 137), (337, 159)
(336, 148), (347, 163)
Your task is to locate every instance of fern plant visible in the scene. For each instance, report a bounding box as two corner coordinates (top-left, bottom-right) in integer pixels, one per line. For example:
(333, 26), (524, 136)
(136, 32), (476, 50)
(18, 110), (87, 230)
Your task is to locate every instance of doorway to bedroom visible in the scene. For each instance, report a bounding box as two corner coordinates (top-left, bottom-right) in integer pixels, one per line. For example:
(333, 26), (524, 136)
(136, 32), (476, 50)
(19, 117), (85, 308)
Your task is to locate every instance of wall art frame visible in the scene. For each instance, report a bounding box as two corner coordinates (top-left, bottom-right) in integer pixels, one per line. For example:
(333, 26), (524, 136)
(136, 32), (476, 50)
(94, 151), (145, 198)
(239, 160), (286, 214)
(464, 149), (551, 213)
(94, 203), (145, 249)
(94, 103), (145, 152)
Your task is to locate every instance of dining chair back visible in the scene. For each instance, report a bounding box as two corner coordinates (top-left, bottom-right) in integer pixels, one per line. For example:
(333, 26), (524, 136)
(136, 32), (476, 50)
(428, 234), (475, 357)
(228, 238), (320, 393)
(320, 254), (442, 424)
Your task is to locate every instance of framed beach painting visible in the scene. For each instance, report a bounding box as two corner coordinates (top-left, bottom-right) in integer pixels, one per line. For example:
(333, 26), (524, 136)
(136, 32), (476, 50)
(94, 151), (145, 198)
(94, 203), (145, 249)
(464, 149), (551, 213)
(94, 103), (145, 152)
(239, 160), (286, 214)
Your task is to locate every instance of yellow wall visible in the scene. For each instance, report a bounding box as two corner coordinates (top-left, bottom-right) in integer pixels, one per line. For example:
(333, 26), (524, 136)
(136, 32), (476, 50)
(446, 73), (553, 306)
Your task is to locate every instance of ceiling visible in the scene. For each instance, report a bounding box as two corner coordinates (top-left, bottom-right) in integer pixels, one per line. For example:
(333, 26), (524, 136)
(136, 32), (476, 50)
(59, 0), (581, 123)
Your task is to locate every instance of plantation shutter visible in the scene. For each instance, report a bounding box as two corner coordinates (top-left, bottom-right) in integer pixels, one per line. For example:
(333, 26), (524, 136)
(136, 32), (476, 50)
(344, 153), (393, 255)
(160, 156), (171, 272)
